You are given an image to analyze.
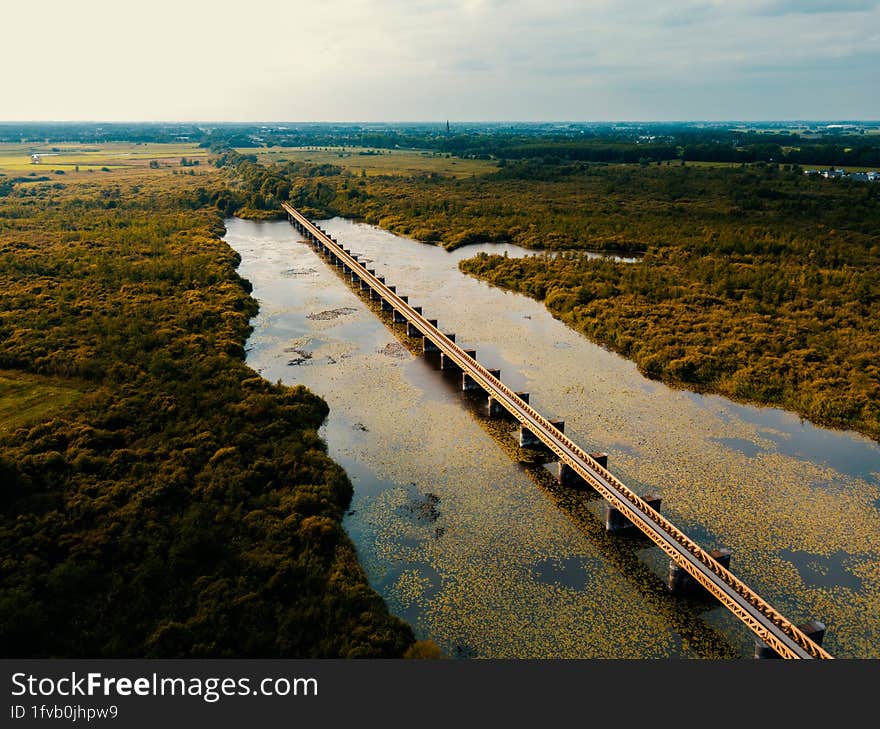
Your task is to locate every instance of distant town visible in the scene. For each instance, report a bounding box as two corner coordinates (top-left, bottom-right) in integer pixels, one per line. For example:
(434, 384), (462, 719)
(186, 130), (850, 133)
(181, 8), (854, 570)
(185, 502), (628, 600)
(803, 167), (879, 182)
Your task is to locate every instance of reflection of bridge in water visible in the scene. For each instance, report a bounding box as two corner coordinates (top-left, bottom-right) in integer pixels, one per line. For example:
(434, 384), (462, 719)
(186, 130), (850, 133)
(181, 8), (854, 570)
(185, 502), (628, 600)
(282, 202), (831, 659)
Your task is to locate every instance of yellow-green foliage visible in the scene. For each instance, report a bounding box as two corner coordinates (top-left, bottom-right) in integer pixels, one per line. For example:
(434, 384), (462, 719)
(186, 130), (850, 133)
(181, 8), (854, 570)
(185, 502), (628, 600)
(0, 167), (413, 657)
(243, 146), (496, 179)
(455, 167), (880, 441)
(283, 159), (880, 440)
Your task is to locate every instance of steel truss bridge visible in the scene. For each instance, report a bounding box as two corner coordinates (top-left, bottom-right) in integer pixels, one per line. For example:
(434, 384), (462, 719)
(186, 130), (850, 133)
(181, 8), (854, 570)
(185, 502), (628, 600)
(282, 201), (832, 660)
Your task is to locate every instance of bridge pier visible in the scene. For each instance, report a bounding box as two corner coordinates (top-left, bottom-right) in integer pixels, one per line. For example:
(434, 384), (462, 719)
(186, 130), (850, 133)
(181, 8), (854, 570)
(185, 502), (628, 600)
(557, 454), (607, 487)
(605, 494), (661, 532)
(668, 548), (731, 595)
(754, 620), (826, 659)
(518, 425), (540, 447)
(382, 286), (396, 311)
(518, 419), (563, 448)
(441, 349), (475, 370)
(490, 391), (527, 417)
(487, 397), (507, 417)
(462, 369), (499, 392)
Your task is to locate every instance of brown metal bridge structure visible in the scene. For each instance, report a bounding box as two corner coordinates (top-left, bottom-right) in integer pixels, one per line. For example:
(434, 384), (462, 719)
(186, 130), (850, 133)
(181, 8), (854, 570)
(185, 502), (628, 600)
(282, 201), (832, 660)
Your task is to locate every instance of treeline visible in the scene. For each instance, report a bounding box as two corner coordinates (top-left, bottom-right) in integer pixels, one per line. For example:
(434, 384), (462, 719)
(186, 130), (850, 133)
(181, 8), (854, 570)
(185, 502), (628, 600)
(435, 129), (880, 168)
(0, 170), (415, 657)
(270, 159), (880, 253)
(0, 123), (205, 144)
(210, 149), (345, 219)
(6, 122), (880, 169)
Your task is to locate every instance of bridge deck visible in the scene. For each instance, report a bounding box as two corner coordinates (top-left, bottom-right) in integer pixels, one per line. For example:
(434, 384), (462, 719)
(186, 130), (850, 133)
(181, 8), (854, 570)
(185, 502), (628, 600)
(282, 201), (832, 660)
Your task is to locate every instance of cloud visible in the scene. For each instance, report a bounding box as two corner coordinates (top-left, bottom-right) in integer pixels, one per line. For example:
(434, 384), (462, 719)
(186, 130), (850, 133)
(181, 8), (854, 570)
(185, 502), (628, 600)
(1, 0), (878, 121)
(757, 0), (880, 15)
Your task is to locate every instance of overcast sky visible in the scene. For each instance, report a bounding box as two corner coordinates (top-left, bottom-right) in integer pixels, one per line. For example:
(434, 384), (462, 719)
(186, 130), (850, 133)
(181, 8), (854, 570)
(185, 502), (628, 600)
(2, 0), (878, 121)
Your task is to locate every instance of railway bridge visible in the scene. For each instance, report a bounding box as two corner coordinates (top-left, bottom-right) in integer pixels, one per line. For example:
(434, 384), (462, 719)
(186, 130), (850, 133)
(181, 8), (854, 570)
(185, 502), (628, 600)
(282, 201), (832, 660)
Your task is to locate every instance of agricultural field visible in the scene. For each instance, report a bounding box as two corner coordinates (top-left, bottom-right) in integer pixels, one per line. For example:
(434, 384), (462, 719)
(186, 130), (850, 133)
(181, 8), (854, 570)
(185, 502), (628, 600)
(240, 145), (497, 178)
(0, 142), (213, 177)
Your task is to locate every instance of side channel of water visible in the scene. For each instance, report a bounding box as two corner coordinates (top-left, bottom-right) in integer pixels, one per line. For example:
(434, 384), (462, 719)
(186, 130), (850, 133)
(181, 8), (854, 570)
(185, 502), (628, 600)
(227, 216), (880, 659)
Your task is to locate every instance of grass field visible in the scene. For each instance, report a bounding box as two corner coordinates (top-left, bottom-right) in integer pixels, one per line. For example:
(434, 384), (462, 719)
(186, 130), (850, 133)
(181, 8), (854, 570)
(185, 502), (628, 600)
(0, 142), (213, 176)
(240, 146), (498, 178)
(0, 370), (86, 435)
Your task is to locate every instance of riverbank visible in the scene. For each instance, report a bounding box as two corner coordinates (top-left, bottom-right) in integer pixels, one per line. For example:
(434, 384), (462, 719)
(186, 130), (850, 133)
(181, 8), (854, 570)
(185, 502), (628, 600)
(0, 164), (414, 657)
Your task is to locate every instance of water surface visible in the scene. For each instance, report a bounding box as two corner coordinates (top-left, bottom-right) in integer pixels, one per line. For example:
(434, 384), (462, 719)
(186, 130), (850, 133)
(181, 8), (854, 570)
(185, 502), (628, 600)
(228, 216), (880, 658)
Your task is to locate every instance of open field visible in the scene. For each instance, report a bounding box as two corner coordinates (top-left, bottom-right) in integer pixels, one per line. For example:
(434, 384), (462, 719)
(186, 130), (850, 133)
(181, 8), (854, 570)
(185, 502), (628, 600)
(240, 146), (498, 178)
(0, 370), (86, 435)
(0, 142), (212, 175)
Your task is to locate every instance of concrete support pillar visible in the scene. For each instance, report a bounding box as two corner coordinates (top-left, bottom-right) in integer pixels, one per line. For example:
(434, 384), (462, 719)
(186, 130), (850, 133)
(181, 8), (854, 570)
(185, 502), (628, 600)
(557, 462), (586, 488)
(754, 620), (826, 659)
(518, 425), (541, 448)
(487, 397), (506, 417)
(590, 452), (609, 470)
(440, 352), (464, 370)
(462, 373), (481, 391)
(605, 494), (661, 532)
(668, 548), (731, 595)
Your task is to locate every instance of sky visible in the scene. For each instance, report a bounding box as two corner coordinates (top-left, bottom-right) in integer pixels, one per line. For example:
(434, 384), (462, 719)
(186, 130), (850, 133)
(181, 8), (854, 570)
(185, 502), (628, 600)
(1, 0), (878, 122)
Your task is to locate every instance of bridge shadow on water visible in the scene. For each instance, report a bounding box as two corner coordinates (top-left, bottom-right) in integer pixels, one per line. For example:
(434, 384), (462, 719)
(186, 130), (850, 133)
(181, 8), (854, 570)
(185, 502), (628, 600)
(319, 244), (746, 659)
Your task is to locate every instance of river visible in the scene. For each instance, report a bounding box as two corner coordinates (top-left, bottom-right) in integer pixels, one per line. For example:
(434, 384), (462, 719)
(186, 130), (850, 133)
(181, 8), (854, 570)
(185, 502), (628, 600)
(226, 216), (880, 659)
